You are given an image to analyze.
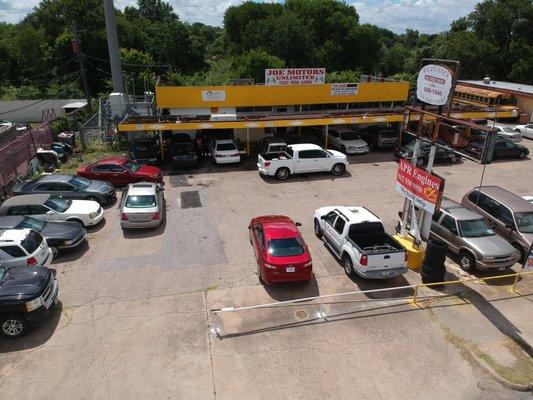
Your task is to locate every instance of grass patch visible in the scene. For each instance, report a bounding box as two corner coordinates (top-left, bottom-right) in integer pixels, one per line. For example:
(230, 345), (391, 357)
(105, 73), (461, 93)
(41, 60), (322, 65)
(59, 143), (125, 175)
(204, 284), (219, 292)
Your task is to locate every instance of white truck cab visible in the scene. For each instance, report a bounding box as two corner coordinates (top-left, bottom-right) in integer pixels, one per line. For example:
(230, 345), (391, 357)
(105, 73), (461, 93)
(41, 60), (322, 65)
(314, 206), (408, 279)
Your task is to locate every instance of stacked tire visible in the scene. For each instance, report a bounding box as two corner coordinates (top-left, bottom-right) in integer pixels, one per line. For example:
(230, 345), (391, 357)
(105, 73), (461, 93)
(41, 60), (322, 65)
(421, 240), (447, 285)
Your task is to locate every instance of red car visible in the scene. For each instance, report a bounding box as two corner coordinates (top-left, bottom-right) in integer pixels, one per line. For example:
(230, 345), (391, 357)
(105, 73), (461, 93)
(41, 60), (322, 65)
(248, 215), (313, 284)
(77, 157), (163, 186)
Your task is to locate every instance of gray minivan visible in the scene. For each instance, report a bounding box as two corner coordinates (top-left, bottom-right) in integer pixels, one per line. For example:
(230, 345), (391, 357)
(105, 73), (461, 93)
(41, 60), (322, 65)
(462, 186), (533, 262)
(430, 198), (520, 271)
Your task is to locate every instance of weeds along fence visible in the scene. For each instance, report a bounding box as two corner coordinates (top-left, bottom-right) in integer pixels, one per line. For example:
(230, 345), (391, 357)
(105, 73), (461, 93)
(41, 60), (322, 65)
(0, 122), (52, 197)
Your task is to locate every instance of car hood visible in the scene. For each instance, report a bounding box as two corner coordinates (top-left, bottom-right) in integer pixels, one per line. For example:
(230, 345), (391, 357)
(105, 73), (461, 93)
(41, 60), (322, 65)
(41, 221), (84, 241)
(87, 179), (114, 193)
(137, 165), (161, 176)
(465, 235), (518, 257)
(328, 150), (347, 159)
(66, 200), (100, 215)
(0, 267), (50, 301)
(340, 139), (368, 147)
(520, 233), (533, 247)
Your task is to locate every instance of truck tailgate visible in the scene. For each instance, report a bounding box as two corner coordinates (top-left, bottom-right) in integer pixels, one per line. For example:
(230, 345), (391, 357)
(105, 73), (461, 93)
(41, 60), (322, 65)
(367, 251), (405, 269)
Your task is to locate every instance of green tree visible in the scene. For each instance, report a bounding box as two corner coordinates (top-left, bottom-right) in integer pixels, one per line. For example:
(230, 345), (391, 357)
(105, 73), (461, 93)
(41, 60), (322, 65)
(233, 50), (285, 83)
(120, 48), (156, 95)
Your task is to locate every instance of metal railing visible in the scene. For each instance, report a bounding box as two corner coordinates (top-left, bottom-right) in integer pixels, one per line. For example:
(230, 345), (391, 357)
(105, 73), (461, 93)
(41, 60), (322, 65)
(209, 270), (533, 337)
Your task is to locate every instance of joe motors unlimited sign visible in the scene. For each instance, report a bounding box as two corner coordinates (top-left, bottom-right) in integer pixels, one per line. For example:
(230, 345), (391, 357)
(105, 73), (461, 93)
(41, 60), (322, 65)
(395, 159), (444, 214)
(265, 68), (325, 86)
(416, 64), (453, 106)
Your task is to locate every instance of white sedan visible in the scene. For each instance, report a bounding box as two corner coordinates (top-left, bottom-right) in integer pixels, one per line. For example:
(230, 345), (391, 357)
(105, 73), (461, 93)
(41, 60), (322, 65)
(514, 123), (533, 139)
(211, 140), (241, 164)
(492, 126), (522, 142)
(0, 194), (104, 227)
(324, 128), (370, 154)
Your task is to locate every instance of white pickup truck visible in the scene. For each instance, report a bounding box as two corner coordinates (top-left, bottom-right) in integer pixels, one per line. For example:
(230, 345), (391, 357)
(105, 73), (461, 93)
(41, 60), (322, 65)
(314, 206), (408, 279)
(257, 143), (349, 180)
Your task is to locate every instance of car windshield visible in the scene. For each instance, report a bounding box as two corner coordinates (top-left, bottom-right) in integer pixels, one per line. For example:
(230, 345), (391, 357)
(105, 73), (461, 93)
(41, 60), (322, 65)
(514, 212), (533, 233)
(125, 195), (157, 208)
(69, 175), (91, 189)
(44, 196), (71, 212)
(268, 238), (304, 257)
(458, 219), (495, 238)
(0, 267), (6, 281)
(501, 127), (514, 133)
(172, 143), (195, 155)
(339, 132), (359, 140)
(269, 145), (286, 152)
(21, 230), (42, 253)
(217, 143), (236, 151)
(124, 161), (141, 172)
(16, 217), (46, 232)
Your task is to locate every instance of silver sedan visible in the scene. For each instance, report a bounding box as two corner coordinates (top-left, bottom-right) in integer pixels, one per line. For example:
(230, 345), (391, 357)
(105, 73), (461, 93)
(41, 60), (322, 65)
(120, 182), (165, 229)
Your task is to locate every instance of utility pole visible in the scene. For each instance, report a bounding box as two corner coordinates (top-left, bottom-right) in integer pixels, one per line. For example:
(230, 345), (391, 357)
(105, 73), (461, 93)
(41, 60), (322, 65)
(71, 23), (92, 116)
(103, 0), (124, 93)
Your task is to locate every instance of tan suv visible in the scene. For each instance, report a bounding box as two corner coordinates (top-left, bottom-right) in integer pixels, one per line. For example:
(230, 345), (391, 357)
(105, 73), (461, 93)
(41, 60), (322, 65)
(461, 186), (533, 262)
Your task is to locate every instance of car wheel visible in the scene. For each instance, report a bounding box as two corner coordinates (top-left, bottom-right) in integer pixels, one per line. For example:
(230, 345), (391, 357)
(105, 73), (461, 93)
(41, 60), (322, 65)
(275, 167), (290, 181)
(515, 129), (521, 133)
(342, 254), (355, 277)
(314, 219), (322, 239)
(512, 244), (525, 264)
(459, 251), (476, 272)
(331, 163), (346, 176)
(340, 145), (347, 154)
(1, 315), (29, 339)
(416, 158), (424, 167)
(449, 154), (458, 163)
(68, 218), (85, 227)
(519, 151), (526, 159)
(50, 247), (59, 259)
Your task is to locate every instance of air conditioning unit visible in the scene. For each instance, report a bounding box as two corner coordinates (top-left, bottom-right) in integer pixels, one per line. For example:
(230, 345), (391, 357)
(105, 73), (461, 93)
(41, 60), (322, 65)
(210, 113), (237, 122)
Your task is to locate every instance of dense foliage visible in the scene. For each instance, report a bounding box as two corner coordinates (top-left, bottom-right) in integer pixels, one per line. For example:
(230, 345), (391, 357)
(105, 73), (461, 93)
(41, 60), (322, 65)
(0, 0), (531, 102)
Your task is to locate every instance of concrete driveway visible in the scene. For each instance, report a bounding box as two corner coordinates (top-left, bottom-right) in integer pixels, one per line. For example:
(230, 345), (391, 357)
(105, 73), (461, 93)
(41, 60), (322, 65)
(1, 139), (532, 399)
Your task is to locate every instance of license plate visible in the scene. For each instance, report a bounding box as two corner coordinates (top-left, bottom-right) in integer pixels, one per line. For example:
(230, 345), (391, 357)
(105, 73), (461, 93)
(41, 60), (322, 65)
(286, 267), (295, 273)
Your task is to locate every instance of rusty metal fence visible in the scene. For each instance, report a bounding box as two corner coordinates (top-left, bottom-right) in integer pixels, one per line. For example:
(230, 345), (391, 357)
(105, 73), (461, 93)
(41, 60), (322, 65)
(0, 121), (52, 196)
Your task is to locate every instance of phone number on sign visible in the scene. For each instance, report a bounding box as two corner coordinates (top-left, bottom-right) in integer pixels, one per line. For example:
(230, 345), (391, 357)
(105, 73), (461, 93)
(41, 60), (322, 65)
(423, 87), (443, 96)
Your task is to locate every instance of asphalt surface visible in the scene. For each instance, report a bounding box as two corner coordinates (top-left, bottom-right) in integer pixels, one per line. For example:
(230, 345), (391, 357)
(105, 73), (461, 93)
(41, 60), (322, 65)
(1, 139), (532, 399)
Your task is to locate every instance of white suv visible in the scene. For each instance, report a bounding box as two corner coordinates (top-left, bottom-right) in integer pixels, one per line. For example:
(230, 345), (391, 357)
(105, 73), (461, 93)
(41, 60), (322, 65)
(211, 140), (241, 164)
(324, 128), (370, 154)
(0, 229), (52, 268)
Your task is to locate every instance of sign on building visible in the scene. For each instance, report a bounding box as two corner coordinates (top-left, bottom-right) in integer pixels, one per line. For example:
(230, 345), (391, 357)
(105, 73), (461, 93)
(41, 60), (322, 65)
(330, 83), (358, 96)
(416, 64), (453, 106)
(395, 159), (444, 214)
(265, 68), (325, 86)
(201, 90), (226, 102)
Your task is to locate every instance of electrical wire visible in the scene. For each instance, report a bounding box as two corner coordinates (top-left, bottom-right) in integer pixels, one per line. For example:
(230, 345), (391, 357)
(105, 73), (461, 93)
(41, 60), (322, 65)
(84, 53), (171, 69)
(7, 58), (77, 84)
(85, 59), (113, 76)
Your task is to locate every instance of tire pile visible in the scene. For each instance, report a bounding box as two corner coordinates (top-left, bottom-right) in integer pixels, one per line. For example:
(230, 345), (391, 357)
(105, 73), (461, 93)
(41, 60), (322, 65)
(421, 239), (447, 285)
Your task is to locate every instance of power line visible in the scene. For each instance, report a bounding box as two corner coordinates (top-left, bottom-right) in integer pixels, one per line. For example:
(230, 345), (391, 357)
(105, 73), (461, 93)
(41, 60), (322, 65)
(84, 53), (171, 69)
(8, 58), (77, 84)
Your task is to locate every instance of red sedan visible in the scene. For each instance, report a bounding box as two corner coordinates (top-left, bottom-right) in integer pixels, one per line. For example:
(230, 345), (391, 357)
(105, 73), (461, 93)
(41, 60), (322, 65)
(249, 215), (313, 284)
(77, 157), (163, 186)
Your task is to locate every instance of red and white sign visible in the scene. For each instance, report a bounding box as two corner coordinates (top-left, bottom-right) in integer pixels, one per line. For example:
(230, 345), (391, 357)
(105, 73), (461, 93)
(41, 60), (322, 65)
(416, 64), (453, 106)
(265, 68), (325, 86)
(395, 159), (444, 214)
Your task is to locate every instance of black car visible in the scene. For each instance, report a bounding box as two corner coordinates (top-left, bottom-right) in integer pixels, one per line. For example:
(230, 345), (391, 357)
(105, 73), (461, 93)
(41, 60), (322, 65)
(171, 135), (199, 169)
(395, 141), (461, 166)
(51, 142), (73, 162)
(131, 138), (160, 164)
(0, 216), (85, 259)
(468, 138), (529, 161)
(359, 126), (398, 149)
(0, 266), (59, 338)
(12, 174), (116, 205)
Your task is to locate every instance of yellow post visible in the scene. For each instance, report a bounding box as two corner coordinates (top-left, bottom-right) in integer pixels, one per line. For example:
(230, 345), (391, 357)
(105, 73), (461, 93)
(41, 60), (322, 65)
(512, 269), (522, 293)
(246, 128), (250, 155)
(413, 284), (419, 305)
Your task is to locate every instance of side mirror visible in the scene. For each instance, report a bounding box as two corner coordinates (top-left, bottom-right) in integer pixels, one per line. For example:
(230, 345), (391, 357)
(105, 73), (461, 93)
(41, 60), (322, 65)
(47, 210), (54, 215)
(320, 215), (327, 220)
(295, 222), (302, 227)
(505, 223), (514, 230)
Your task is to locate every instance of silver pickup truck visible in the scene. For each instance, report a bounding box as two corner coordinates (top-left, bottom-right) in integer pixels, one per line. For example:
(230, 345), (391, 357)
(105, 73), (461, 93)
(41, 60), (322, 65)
(257, 143), (348, 180)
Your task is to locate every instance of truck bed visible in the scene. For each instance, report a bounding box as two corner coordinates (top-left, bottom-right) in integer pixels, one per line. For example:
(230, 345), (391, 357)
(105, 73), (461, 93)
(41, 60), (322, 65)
(348, 233), (404, 255)
(259, 152), (292, 161)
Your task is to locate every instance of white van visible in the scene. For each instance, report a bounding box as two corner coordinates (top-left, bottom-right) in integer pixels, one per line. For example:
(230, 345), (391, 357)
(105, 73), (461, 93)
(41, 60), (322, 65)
(0, 229), (52, 268)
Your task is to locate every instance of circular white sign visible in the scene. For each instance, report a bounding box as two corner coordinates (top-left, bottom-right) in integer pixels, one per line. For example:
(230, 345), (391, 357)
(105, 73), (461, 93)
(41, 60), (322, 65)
(416, 64), (453, 106)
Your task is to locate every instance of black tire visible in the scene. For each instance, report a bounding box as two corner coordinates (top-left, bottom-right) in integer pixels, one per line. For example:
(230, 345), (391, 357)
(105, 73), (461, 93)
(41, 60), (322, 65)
(459, 251), (476, 272)
(275, 167), (290, 181)
(342, 254), (355, 277)
(518, 151), (526, 159)
(512, 244), (525, 264)
(331, 163), (346, 176)
(50, 247), (59, 259)
(416, 158), (424, 167)
(1, 315), (29, 339)
(340, 145), (347, 154)
(314, 219), (322, 239)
